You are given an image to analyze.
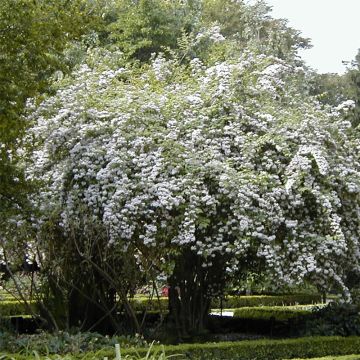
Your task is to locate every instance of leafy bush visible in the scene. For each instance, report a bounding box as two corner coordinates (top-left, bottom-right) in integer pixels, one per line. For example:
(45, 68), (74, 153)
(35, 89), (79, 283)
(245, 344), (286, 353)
(300, 303), (360, 337)
(0, 332), (151, 355)
(115, 342), (182, 360)
(0, 342), (180, 360)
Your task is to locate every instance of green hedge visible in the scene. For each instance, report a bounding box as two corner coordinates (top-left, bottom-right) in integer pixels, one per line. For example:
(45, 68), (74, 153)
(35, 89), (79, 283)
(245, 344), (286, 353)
(0, 294), (322, 316)
(0, 300), (36, 316)
(54, 336), (360, 360)
(129, 294), (322, 312)
(0, 294), (17, 301)
(129, 297), (168, 312)
(2, 337), (360, 360)
(289, 356), (360, 360)
(0, 294), (323, 318)
(231, 305), (316, 321)
(212, 294), (322, 308)
(108, 336), (360, 360)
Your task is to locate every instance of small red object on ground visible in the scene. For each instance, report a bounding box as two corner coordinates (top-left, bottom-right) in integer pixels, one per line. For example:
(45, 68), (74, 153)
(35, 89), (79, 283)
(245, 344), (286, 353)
(161, 286), (169, 297)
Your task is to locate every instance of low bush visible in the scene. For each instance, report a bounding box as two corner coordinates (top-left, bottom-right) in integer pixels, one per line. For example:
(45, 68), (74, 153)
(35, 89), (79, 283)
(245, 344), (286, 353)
(0, 331), (152, 355)
(299, 303), (360, 337)
(0, 342), (181, 360)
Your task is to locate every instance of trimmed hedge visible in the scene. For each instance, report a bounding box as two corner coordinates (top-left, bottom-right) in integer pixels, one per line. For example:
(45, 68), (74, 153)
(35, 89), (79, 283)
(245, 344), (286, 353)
(212, 294), (322, 308)
(130, 297), (168, 312)
(231, 305), (316, 321)
(0, 294), (17, 301)
(115, 337), (360, 360)
(2, 337), (360, 360)
(65, 336), (360, 360)
(129, 294), (322, 312)
(0, 294), (322, 316)
(0, 300), (36, 316)
(289, 356), (360, 360)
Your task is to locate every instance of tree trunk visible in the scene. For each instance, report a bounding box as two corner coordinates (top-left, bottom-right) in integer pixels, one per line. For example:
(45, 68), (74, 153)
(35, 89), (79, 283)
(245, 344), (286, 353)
(168, 249), (212, 339)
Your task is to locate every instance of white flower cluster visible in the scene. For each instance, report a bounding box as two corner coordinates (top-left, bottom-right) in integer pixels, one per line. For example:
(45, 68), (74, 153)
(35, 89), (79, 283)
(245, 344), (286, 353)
(257, 61), (292, 96)
(195, 25), (226, 44)
(335, 99), (356, 112)
(24, 48), (360, 296)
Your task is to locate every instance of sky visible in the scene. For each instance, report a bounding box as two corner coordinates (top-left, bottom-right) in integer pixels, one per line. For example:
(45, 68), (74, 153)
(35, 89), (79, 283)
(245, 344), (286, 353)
(264, 0), (360, 74)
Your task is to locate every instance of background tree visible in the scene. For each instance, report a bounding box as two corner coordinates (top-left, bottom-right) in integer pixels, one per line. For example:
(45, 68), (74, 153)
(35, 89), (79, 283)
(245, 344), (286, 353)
(98, 0), (310, 65)
(202, 0), (310, 62)
(0, 0), (106, 140)
(0, 0), (107, 322)
(306, 49), (360, 129)
(308, 72), (349, 107)
(343, 49), (360, 127)
(105, 0), (200, 61)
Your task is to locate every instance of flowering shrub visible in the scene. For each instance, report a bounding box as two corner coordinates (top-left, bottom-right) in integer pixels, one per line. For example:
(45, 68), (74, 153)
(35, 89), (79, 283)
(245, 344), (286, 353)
(22, 24), (360, 333)
(25, 45), (359, 289)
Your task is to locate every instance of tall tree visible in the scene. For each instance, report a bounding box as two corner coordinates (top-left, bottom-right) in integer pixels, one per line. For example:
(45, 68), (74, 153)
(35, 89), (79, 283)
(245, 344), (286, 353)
(344, 49), (360, 127)
(0, 0), (104, 141)
(202, 0), (310, 62)
(0, 0), (107, 319)
(105, 0), (200, 61)
(100, 0), (310, 65)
